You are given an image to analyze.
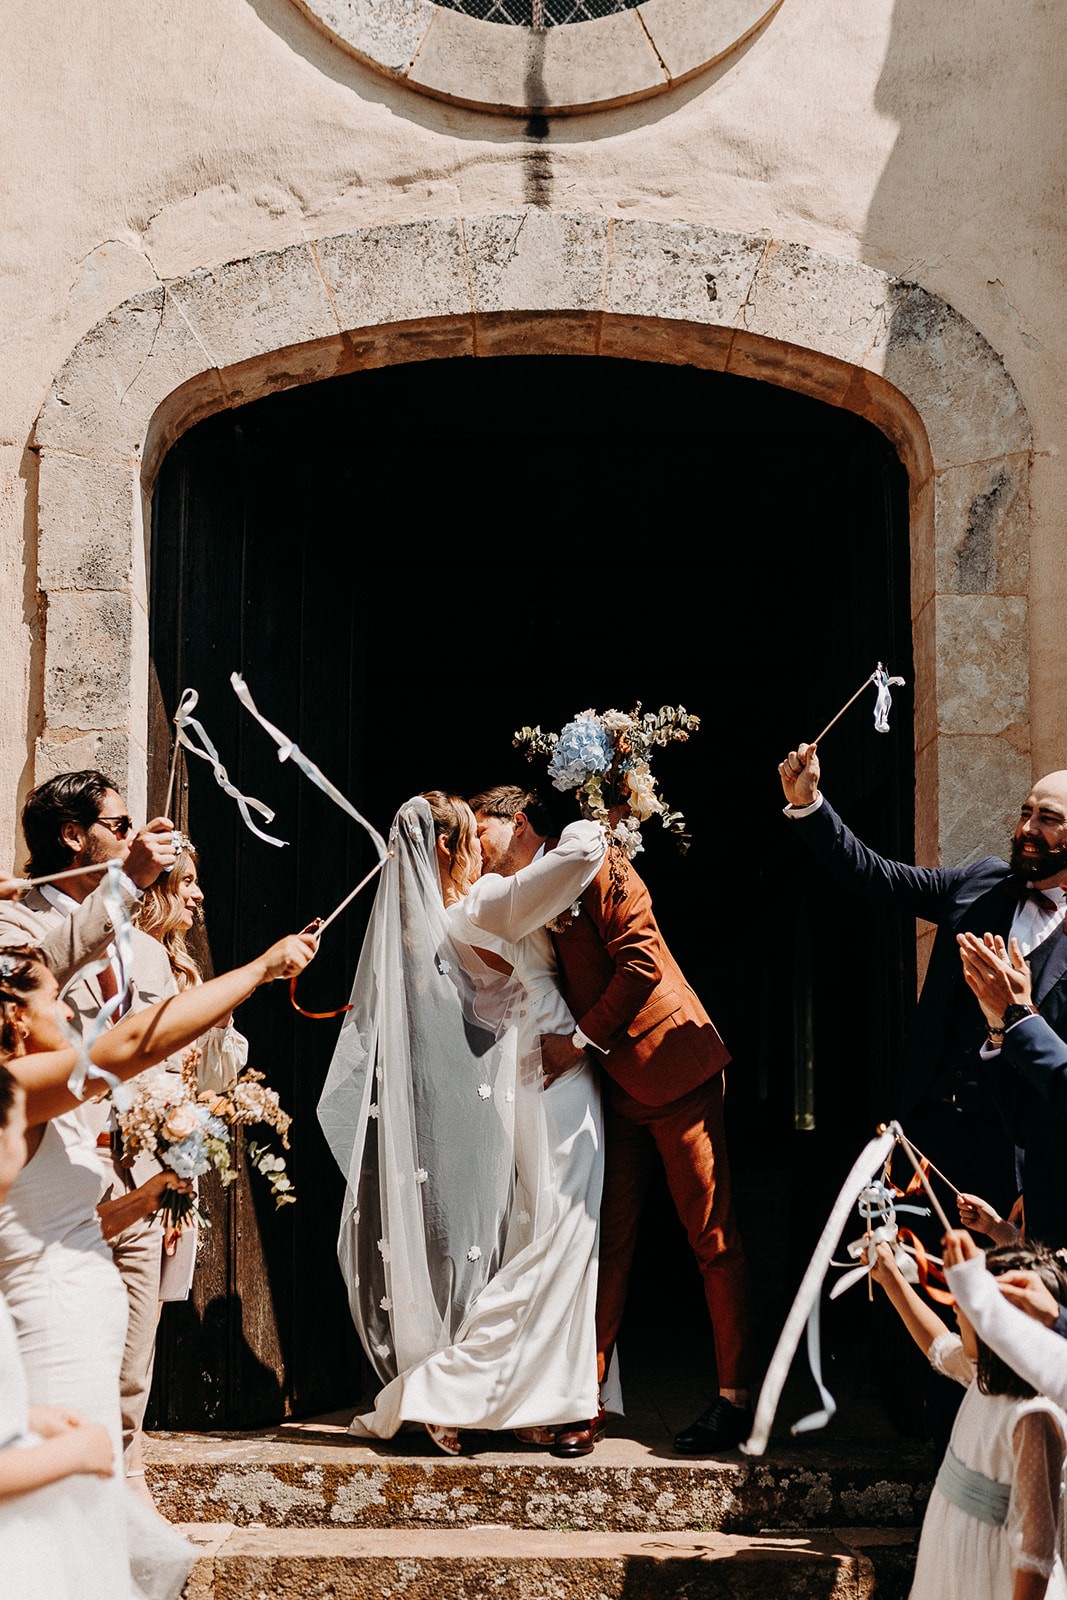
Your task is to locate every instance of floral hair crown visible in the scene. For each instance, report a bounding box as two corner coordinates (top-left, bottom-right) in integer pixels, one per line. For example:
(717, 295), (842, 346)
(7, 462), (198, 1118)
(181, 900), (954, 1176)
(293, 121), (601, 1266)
(513, 704), (700, 859)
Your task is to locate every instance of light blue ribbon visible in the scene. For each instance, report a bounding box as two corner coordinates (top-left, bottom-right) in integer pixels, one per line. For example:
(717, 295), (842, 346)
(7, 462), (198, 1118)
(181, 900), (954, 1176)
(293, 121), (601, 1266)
(61, 860), (133, 1104)
(936, 1446), (1010, 1528)
(173, 686), (288, 849)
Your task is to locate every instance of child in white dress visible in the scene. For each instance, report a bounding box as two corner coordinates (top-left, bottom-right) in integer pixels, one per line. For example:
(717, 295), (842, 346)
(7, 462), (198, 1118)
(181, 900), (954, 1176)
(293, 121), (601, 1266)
(0, 1064), (119, 1600)
(873, 1239), (1067, 1600)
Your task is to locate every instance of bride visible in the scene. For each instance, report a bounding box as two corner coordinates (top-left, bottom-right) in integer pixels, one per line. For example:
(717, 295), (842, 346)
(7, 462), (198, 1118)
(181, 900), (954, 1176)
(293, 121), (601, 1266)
(318, 790), (607, 1453)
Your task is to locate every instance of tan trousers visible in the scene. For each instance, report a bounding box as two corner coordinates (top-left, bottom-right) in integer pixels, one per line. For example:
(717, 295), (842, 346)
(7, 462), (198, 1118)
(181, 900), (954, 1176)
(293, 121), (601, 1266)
(104, 1169), (163, 1467)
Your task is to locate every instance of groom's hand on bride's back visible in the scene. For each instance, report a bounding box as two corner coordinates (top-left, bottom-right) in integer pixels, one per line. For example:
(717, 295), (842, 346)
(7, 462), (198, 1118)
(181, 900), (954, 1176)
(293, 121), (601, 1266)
(539, 1032), (584, 1089)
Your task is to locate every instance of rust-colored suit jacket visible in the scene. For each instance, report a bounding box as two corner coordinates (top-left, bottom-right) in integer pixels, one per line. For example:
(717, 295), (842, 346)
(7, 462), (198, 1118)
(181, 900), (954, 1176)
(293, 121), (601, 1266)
(551, 846), (729, 1107)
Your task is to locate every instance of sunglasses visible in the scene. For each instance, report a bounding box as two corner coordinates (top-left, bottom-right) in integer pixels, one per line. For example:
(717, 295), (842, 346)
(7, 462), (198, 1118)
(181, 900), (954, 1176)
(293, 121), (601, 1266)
(95, 814), (133, 839)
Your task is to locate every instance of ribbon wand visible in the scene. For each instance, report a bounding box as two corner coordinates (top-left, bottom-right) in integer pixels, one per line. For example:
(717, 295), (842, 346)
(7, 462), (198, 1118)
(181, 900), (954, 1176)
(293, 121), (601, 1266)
(886, 1121), (954, 1233)
(231, 674), (390, 1015)
(10, 861), (112, 892)
(162, 689), (197, 818)
(810, 662), (906, 746)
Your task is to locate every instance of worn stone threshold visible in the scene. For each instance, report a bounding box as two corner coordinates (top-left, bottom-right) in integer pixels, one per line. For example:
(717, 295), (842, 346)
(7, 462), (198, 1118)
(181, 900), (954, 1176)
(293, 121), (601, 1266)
(182, 1523), (918, 1600)
(147, 1413), (934, 1534)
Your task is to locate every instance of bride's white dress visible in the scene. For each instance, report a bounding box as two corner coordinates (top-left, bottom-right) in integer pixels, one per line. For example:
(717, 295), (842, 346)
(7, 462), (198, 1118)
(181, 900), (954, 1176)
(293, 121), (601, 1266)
(0, 1112), (195, 1599)
(320, 806), (607, 1436)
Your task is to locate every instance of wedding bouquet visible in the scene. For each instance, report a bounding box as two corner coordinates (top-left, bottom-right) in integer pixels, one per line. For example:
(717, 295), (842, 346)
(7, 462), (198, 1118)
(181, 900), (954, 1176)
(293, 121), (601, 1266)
(513, 704), (700, 858)
(115, 1065), (296, 1230)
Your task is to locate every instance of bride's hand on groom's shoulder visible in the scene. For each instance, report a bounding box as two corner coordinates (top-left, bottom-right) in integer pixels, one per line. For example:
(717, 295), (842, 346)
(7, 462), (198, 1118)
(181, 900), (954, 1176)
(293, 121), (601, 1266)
(539, 1033), (584, 1089)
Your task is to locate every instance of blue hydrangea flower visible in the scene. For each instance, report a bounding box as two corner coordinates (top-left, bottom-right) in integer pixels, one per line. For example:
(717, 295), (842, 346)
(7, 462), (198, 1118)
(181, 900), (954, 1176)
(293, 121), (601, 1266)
(165, 1130), (210, 1178)
(547, 717), (613, 792)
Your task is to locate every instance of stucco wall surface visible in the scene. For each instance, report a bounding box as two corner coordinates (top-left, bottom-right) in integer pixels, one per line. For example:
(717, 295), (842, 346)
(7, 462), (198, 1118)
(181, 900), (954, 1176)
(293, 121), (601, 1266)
(1, 0), (1064, 853)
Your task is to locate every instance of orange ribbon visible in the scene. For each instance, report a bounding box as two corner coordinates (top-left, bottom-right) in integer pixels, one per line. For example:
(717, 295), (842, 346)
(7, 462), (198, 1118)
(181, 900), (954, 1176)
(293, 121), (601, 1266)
(897, 1227), (955, 1306)
(288, 974), (352, 1020)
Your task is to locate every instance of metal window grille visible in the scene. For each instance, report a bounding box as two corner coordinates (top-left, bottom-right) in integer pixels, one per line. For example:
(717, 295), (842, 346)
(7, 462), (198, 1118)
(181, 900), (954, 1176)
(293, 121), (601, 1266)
(434, 0), (642, 24)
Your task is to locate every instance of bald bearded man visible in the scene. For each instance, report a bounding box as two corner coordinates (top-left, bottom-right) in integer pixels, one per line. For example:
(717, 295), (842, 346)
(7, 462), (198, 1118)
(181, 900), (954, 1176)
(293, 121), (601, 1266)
(778, 749), (1067, 1220)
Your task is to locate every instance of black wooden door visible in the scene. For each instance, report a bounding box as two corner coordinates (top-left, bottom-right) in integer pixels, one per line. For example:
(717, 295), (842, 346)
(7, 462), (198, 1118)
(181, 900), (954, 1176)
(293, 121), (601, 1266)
(148, 355), (913, 1427)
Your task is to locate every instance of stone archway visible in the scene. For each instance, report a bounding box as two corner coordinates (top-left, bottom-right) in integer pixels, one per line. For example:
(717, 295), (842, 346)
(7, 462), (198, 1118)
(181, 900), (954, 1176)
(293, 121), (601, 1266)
(32, 213), (1031, 869)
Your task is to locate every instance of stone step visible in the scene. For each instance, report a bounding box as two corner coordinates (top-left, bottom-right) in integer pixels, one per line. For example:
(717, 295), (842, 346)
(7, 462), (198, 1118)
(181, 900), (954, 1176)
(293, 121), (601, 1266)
(182, 1523), (919, 1600)
(148, 1424), (933, 1535)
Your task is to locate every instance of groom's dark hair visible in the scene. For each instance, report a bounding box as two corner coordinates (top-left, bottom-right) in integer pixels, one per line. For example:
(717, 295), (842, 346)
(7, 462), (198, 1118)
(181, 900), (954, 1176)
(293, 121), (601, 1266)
(469, 785), (557, 838)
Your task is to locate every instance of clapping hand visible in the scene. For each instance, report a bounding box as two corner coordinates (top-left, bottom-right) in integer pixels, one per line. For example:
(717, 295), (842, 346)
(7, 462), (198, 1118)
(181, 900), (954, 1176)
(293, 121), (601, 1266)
(957, 931), (1032, 1024)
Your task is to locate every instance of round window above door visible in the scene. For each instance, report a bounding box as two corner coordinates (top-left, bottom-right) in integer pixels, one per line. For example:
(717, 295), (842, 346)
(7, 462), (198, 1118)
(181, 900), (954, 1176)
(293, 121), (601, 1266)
(290, 0), (785, 116)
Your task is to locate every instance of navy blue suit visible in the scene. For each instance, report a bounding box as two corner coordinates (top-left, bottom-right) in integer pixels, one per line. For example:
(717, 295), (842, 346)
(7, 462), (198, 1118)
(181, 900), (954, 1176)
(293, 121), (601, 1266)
(788, 797), (1067, 1215)
(997, 1015), (1067, 1249)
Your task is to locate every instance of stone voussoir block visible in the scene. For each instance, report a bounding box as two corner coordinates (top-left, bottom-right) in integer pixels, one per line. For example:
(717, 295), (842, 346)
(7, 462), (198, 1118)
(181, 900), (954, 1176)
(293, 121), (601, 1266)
(314, 219), (473, 333)
(467, 212), (610, 319)
(641, 0), (786, 82)
(290, 0), (435, 75)
(743, 242), (895, 367)
(37, 453), (139, 591)
(604, 219), (768, 333)
(407, 7), (665, 113)
(165, 244), (340, 374)
(868, 282), (1031, 469)
(36, 286), (214, 461)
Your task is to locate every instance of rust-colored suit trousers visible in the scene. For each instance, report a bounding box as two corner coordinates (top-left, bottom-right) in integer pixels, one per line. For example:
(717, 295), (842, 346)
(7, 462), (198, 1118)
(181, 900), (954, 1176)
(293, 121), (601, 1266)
(597, 1072), (750, 1391)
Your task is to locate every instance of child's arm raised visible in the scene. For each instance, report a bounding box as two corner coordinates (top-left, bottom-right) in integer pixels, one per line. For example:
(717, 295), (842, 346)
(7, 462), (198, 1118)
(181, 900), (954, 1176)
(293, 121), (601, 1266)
(870, 1242), (952, 1357)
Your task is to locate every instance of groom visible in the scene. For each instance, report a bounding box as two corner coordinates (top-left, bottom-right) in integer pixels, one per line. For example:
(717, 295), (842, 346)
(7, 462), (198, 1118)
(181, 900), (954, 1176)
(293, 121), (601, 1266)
(472, 785), (753, 1455)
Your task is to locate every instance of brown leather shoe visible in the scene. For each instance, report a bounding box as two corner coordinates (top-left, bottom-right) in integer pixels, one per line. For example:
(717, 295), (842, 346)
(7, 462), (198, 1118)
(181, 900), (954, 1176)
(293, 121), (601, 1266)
(549, 1407), (606, 1458)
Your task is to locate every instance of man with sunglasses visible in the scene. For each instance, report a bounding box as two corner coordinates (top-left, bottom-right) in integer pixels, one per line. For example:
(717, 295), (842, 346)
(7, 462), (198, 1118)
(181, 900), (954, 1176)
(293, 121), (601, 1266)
(0, 769), (177, 970)
(0, 769), (179, 1508)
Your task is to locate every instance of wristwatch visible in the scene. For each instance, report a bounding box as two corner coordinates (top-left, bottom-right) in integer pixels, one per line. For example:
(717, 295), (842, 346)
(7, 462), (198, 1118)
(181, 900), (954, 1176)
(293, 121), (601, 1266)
(1003, 1003), (1037, 1029)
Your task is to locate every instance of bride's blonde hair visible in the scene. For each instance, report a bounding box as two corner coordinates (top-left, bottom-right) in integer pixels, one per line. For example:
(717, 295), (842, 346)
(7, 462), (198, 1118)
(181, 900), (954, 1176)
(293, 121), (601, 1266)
(421, 791), (480, 901)
(137, 844), (202, 990)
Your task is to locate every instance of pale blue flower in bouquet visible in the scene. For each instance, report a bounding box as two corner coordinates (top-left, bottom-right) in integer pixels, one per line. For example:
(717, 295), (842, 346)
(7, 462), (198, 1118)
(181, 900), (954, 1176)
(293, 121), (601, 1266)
(163, 1106), (229, 1178)
(547, 716), (614, 792)
(165, 1129), (210, 1178)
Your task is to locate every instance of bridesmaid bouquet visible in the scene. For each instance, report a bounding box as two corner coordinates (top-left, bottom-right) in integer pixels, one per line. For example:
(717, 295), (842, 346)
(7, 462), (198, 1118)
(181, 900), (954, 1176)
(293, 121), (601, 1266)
(514, 703), (700, 858)
(115, 1066), (296, 1230)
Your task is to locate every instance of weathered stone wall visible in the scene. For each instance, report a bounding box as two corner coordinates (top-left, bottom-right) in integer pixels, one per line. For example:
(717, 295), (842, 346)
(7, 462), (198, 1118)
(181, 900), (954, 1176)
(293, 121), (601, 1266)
(1, 0), (1063, 858)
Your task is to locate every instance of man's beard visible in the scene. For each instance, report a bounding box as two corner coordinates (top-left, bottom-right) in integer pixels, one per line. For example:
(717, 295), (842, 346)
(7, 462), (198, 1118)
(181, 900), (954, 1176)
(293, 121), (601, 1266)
(1010, 836), (1067, 882)
(481, 841), (524, 878)
(78, 830), (119, 871)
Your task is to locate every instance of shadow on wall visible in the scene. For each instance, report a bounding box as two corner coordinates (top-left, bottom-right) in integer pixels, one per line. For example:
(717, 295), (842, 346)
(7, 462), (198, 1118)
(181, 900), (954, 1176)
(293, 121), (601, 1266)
(861, 0), (1066, 864)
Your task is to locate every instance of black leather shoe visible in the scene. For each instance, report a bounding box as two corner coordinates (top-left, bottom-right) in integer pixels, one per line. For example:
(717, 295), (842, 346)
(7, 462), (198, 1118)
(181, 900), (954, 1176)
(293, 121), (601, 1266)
(673, 1397), (753, 1455)
(550, 1407), (606, 1458)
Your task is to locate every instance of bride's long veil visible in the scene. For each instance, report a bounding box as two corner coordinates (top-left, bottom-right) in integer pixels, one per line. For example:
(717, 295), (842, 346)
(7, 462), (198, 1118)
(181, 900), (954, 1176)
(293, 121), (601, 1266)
(318, 798), (526, 1385)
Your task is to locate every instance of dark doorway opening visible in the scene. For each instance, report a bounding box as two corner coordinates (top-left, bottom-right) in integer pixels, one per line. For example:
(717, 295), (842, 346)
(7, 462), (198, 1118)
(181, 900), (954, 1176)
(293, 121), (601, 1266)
(148, 353), (913, 1430)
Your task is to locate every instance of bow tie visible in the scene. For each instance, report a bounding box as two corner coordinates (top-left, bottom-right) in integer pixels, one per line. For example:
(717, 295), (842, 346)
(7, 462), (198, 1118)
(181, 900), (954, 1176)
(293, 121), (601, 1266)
(1005, 879), (1062, 914)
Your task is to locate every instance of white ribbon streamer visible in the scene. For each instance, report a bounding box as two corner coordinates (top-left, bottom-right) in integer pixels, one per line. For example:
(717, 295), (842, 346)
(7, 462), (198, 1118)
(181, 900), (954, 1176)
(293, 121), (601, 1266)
(230, 674), (389, 933)
(172, 687), (288, 849)
(741, 1126), (896, 1456)
(872, 663), (906, 734)
(61, 860), (134, 1104)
